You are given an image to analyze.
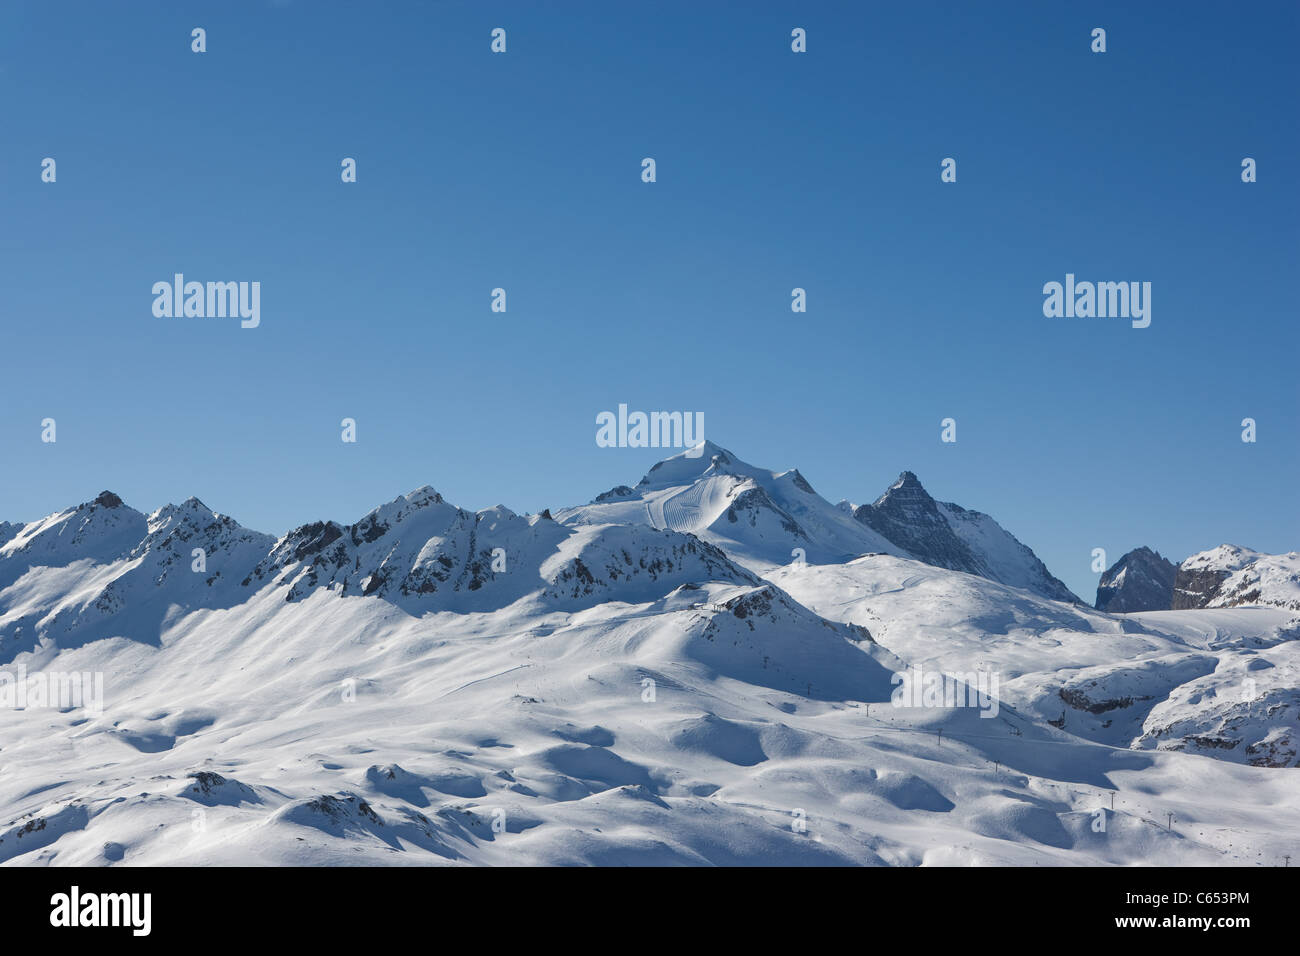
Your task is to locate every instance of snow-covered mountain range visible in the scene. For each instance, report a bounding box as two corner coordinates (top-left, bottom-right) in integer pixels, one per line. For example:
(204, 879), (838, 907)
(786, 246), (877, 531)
(1097, 544), (1300, 613)
(0, 443), (1296, 866)
(558, 443), (1078, 602)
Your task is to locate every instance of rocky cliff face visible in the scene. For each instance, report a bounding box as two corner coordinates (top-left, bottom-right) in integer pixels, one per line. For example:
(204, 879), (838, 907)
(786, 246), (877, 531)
(1095, 547), (1177, 612)
(853, 473), (980, 573)
(853, 473), (1080, 603)
(1172, 565), (1230, 610)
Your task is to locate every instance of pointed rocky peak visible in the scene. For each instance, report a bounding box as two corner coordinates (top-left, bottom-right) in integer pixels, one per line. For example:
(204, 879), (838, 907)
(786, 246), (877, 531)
(1125, 546), (1172, 567)
(874, 471), (932, 505)
(862, 472), (942, 524)
(849, 471), (1079, 603)
(91, 490), (125, 510)
(1096, 547), (1177, 612)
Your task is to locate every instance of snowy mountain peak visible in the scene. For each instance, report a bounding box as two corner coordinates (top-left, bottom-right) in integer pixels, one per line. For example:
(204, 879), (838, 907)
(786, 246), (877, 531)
(148, 496), (213, 527)
(0, 491), (148, 575)
(406, 484), (443, 503)
(638, 440), (738, 489)
(345, 486), (457, 539)
(1180, 544), (1260, 573)
(477, 504), (517, 523)
(1174, 545), (1299, 610)
(142, 496), (263, 545)
(385, 485), (447, 512)
(559, 442), (904, 570)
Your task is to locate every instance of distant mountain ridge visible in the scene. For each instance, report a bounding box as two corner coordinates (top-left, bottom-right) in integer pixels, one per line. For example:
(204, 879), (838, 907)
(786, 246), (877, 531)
(560, 444), (1081, 602)
(5, 444), (1295, 624)
(1091, 544), (1299, 612)
(0, 484), (774, 659)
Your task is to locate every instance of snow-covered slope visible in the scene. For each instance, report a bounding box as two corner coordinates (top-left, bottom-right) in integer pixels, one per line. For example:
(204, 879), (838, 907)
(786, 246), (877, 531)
(0, 493), (274, 660)
(0, 486), (1296, 867)
(768, 554), (1299, 768)
(3, 553), (1296, 866)
(1174, 545), (1300, 611)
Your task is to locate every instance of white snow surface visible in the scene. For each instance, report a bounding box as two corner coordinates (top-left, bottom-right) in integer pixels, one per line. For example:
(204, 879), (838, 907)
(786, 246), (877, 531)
(0, 463), (1296, 867)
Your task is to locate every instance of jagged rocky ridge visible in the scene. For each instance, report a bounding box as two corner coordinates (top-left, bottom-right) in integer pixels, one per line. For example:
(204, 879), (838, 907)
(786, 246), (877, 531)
(0, 482), (880, 666)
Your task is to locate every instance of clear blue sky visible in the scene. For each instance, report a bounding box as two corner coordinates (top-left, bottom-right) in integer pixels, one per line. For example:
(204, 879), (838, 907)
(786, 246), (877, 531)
(2, 0), (1296, 602)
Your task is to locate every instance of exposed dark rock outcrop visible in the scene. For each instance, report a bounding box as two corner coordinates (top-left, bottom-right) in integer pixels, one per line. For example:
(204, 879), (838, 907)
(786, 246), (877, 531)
(1095, 547), (1177, 612)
